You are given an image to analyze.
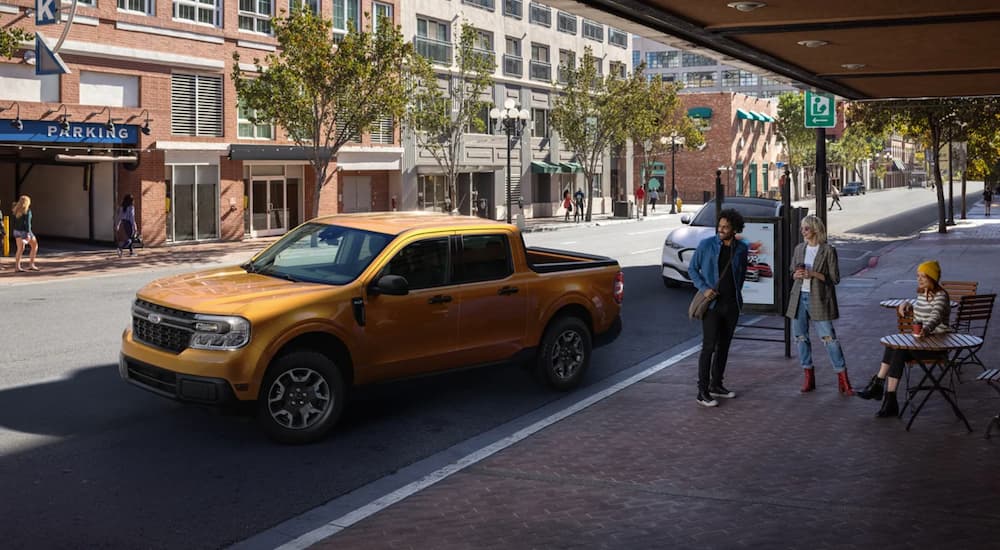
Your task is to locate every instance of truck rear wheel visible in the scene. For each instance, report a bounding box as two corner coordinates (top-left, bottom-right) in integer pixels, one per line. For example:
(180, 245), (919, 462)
(257, 351), (345, 444)
(536, 316), (592, 390)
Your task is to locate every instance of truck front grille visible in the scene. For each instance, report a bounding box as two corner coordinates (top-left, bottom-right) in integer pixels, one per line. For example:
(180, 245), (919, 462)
(132, 299), (196, 353)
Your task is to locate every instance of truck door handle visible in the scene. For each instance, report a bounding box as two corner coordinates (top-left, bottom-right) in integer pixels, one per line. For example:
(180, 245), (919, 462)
(498, 286), (519, 295)
(428, 294), (452, 304)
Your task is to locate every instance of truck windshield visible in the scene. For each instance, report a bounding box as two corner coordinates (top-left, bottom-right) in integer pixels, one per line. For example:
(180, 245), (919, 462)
(244, 223), (394, 285)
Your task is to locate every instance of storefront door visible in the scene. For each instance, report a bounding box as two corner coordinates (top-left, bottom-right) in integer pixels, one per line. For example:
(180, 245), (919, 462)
(169, 165), (219, 242)
(252, 178), (288, 236)
(342, 176), (372, 213)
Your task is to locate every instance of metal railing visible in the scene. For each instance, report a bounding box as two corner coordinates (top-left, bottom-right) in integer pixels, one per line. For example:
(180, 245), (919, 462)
(414, 35), (453, 65)
(503, 54), (523, 77)
(529, 60), (551, 82)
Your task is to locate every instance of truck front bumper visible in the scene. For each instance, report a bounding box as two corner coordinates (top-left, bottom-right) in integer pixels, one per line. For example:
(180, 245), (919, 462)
(120, 354), (238, 405)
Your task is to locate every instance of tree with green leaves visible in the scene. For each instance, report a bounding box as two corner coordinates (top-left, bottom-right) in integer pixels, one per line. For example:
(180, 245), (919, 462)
(551, 47), (643, 222)
(232, 9), (414, 219)
(829, 124), (884, 184)
(774, 92), (816, 200)
(403, 24), (495, 214)
(1, 23), (29, 59)
(625, 72), (703, 212)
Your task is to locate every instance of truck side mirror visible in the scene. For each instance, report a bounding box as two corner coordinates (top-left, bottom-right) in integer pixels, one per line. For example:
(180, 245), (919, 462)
(369, 274), (409, 296)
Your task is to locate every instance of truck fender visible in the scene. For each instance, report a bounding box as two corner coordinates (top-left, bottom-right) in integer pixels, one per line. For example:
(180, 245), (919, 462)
(252, 320), (356, 397)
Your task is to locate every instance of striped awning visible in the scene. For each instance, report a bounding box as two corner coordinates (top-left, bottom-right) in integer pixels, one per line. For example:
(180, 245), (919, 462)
(530, 161), (561, 174)
(559, 162), (583, 173)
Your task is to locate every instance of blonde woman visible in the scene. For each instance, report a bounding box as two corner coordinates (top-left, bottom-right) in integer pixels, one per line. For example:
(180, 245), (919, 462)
(785, 215), (853, 394)
(12, 195), (39, 271)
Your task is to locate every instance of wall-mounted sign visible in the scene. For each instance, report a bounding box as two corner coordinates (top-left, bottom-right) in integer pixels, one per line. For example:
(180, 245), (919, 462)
(0, 120), (139, 145)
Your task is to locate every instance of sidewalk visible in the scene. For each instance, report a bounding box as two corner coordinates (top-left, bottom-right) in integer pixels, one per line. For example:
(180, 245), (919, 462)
(300, 200), (1000, 549)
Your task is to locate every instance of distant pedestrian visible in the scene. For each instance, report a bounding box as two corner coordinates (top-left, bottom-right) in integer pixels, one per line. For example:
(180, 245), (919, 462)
(649, 188), (659, 210)
(829, 185), (842, 211)
(786, 215), (853, 395)
(688, 208), (749, 407)
(635, 186), (646, 217)
(115, 194), (138, 257)
(984, 186), (993, 216)
(12, 195), (39, 272)
(562, 190), (572, 222)
(573, 188), (584, 222)
(0, 199), (6, 271)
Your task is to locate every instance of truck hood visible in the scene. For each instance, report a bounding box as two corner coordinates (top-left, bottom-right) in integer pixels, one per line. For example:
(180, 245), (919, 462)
(137, 266), (331, 313)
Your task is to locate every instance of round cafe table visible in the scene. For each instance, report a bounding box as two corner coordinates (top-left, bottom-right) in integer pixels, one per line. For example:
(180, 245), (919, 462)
(879, 298), (958, 309)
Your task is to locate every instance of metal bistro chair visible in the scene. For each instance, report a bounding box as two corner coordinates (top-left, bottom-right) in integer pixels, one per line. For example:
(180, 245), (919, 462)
(896, 310), (950, 419)
(950, 293), (996, 378)
(940, 280), (978, 300)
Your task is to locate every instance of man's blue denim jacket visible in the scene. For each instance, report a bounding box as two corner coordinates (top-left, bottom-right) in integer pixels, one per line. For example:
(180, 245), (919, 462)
(688, 235), (749, 311)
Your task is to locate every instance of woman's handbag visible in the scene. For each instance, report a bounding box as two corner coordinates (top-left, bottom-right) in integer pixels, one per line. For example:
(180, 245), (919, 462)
(688, 252), (734, 320)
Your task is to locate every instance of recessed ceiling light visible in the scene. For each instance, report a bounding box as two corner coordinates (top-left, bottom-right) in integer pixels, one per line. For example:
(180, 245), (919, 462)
(727, 1), (766, 12)
(841, 63), (866, 70)
(797, 40), (829, 48)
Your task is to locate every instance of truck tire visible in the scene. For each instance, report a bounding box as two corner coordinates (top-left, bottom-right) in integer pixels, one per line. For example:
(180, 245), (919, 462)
(536, 316), (592, 391)
(257, 351), (345, 444)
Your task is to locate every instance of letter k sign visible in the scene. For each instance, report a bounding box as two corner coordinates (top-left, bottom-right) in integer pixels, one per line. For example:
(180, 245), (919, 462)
(36, 0), (58, 25)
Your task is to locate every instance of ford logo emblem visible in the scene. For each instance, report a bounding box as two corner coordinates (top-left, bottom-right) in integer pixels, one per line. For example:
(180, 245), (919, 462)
(148, 314), (162, 324)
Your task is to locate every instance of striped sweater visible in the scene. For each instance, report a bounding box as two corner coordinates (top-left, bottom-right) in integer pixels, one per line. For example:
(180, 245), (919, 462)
(913, 289), (951, 334)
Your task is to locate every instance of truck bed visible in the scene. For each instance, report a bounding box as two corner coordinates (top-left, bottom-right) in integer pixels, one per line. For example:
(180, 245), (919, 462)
(525, 246), (619, 273)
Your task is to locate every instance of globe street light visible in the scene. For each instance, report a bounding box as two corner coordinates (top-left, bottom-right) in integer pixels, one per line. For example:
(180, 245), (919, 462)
(663, 133), (685, 214)
(490, 99), (530, 224)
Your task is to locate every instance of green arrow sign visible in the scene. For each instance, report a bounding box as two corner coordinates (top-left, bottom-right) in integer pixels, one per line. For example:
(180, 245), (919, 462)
(804, 91), (836, 128)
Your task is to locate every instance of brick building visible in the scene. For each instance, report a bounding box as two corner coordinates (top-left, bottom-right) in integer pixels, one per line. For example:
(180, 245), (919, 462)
(0, 0), (400, 246)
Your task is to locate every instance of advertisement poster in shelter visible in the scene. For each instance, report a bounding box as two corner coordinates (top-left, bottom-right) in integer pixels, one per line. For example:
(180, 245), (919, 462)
(741, 221), (777, 307)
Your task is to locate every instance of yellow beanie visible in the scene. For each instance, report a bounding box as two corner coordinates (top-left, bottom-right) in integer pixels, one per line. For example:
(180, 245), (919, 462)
(917, 260), (941, 282)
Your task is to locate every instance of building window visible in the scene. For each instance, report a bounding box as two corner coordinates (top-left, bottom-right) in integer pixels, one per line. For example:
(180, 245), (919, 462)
(558, 49), (574, 84)
(683, 71), (715, 88)
(591, 173), (603, 197)
(333, 0), (360, 35)
(504, 36), (522, 77)
(471, 29), (496, 68)
(529, 43), (551, 82)
(682, 52), (715, 67)
(722, 69), (758, 87)
(592, 57), (602, 76)
(462, 0), (494, 11)
(466, 103), (492, 134)
(582, 19), (603, 42)
(416, 17), (452, 65)
(608, 27), (627, 48)
(557, 12), (576, 35)
(289, 0), (318, 13)
(370, 115), (394, 144)
(531, 108), (548, 138)
(238, 103), (273, 139)
(504, 0), (521, 19)
(238, 0), (272, 34)
(171, 73), (223, 136)
(173, 0), (221, 26)
(761, 76), (783, 87)
(529, 2), (551, 27)
(646, 51), (679, 69)
(372, 2), (392, 31)
(632, 50), (640, 69)
(118, 0), (153, 14)
(609, 61), (626, 79)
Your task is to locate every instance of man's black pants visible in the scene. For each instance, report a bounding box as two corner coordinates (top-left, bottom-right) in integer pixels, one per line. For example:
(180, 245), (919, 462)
(698, 300), (740, 391)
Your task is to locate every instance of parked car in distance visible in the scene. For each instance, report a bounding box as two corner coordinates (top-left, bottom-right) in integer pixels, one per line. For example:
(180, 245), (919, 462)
(120, 214), (624, 444)
(661, 197), (785, 287)
(842, 182), (866, 196)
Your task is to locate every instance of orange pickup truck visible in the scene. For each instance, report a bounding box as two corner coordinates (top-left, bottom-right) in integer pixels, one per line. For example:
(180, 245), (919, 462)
(120, 213), (623, 443)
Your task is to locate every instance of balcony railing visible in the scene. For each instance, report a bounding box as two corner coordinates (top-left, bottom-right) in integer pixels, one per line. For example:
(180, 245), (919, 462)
(470, 48), (497, 70)
(529, 60), (551, 82)
(503, 54), (523, 77)
(414, 35), (453, 66)
(557, 66), (569, 84)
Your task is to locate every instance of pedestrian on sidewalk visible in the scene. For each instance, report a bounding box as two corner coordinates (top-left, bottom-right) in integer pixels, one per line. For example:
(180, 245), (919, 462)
(115, 194), (138, 257)
(649, 188), (659, 210)
(0, 199), (6, 271)
(984, 186), (993, 216)
(829, 185), (842, 211)
(635, 186), (646, 217)
(12, 195), (40, 272)
(857, 261), (951, 418)
(573, 188), (585, 223)
(562, 190), (572, 222)
(786, 215), (853, 395)
(688, 208), (749, 407)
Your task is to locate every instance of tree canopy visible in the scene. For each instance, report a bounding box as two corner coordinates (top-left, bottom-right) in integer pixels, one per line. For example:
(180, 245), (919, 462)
(774, 92), (816, 198)
(0, 23), (29, 60)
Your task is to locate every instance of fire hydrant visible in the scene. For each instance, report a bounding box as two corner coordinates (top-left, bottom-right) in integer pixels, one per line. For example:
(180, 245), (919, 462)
(675, 197), (683, 213)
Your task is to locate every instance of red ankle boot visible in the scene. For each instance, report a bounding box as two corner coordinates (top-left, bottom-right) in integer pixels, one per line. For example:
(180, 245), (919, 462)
(801, 368), (816, 393)
(837, 370), (855, 396)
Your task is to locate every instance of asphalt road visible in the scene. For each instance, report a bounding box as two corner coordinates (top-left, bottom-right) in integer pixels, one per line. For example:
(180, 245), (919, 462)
(0, 187), (977, 549)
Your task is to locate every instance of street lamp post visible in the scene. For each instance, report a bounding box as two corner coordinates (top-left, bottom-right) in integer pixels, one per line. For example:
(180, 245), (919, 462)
(664, 133), (685, 214)
(642, 139), (651, 217)
(490, 99), (530, 224)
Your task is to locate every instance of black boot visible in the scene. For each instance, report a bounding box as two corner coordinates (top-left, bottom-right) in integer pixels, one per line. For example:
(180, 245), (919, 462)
(857, 375), (885, 401)
(876, 391), (899, 418)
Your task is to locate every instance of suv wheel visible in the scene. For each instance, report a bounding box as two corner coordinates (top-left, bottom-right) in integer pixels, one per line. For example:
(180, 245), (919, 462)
(257, 351), (345, 444)
(536, 316), (592, 391)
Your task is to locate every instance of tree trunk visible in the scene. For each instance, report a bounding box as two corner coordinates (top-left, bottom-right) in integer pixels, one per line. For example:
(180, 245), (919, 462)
(961, 167), (967, 219)
(584, 170), (593, 222)
(312, 164), (328, 220)
(931, 126), (947, 234)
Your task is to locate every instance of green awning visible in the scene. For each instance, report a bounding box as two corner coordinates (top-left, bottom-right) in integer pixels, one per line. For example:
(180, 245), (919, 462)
(559, 162), (583, 173)
(687, 107), (713, 119)
(757, 112), (774, 122)
(748, 110), (766, 121)
(530, 161), (560, 174)
(736, 108), (752, 120)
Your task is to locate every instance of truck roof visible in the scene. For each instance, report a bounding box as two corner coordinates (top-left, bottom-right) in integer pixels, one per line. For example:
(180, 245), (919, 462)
(313, 212), (511, 236)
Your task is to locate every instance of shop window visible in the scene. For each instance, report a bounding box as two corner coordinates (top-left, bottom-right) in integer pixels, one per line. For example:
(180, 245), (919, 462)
(173, 0), (221, 26)
(418, 174), (449, 211)
(171, 73), (223, 136)
(238, 0), (273, 34)
(591, 173), (603, 198)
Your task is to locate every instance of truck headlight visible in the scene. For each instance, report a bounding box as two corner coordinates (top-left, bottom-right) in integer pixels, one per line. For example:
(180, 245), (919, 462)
(190, 314), (251, 350)
(664, 237), (683, 250)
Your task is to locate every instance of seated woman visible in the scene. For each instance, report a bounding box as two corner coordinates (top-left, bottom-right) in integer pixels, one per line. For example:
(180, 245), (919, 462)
(857, 260), (952, 417)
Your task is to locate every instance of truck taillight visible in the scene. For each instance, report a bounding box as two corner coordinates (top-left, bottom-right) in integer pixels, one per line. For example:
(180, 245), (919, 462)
(613, 271), (624, 304)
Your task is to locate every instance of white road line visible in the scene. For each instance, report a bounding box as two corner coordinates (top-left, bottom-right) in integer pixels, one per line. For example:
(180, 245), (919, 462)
(626, 229), (666, 235)
(274, 344), (703, 550)
(559, 241), (578, 245)
(629, 248), (661, 255)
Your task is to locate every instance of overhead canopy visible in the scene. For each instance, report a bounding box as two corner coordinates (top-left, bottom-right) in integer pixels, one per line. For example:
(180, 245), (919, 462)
(545, 0), (1000, 100)
(892, 159), (905, 171)
(559, 162), (583, 173)
(735, 108), (753, 120)
(229, 145), (331, 162)
(687, 107), (713, 119)
(530, 160), (561, 174)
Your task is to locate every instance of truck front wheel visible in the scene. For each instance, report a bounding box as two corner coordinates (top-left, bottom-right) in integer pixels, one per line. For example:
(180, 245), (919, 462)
(537, 316), (592, 390)
(257, 351), (345, 444)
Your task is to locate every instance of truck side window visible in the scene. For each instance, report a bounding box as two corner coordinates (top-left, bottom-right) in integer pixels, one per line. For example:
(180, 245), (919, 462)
(381, 237), (450, 290)
(454, 234), (512, 283)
